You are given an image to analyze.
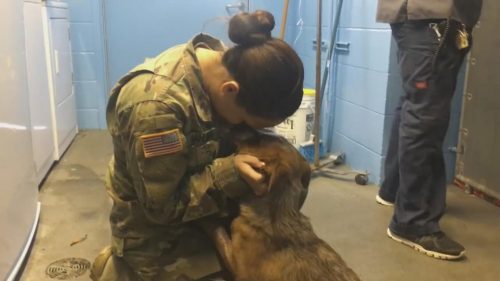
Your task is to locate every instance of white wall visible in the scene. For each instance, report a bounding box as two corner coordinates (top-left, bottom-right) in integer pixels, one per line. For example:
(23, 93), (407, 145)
(0, 0), (39, 279)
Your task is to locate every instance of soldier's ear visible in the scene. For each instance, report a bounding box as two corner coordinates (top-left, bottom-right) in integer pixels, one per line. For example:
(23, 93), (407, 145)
(221, 81), (239, 97)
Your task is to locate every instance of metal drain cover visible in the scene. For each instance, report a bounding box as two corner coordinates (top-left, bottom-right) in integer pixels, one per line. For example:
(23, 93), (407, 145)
(46, 257), (91, 279)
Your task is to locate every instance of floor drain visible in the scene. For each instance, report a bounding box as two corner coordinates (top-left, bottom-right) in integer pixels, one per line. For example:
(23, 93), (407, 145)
(46, 257), (91, 279)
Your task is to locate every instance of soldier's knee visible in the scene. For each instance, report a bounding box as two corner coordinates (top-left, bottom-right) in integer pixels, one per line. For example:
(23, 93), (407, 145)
(90, 246), (113, 281)
(90, 246), (144, 281)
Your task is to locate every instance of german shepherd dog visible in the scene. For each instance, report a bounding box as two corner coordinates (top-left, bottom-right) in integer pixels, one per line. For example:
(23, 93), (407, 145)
(204, 129), (361, 281)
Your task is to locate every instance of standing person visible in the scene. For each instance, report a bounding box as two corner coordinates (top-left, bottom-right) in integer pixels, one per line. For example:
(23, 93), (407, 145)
(376, 0), (483, 260)
(90, 10), (304, 281)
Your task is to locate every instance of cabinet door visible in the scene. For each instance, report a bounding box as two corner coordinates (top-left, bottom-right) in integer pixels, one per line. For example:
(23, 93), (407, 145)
(50, 18), (73, 105)
(49, 15), (77, 155)
(24, 1), (55, 183)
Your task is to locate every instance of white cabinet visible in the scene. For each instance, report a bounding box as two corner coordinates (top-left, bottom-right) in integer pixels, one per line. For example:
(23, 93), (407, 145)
(1, 0), (40, 279)
(24, 0), (56, 184)
(43, 1), (78, 160)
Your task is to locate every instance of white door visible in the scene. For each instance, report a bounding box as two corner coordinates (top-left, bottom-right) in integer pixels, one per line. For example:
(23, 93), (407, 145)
(48, 11), (78, 156)
(51, 19), (73, 105)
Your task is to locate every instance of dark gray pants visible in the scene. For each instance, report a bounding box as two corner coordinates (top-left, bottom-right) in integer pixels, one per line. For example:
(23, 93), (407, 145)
(380, 20), (469, 237)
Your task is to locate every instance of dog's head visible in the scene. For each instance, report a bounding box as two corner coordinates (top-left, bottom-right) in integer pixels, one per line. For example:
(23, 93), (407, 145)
(231, 126), (311, 212)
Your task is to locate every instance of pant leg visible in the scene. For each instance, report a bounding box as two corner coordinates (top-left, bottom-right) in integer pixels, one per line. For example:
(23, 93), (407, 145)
(379, 24), (406, 202)
(92, 228), (187, 281)
(379, 95), (404, 202)
(120, 236), (169, 281)
(389, 20), (468, 237)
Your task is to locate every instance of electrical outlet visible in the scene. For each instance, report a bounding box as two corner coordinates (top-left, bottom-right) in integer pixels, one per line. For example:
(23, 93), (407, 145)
(312, 40), (328, 51)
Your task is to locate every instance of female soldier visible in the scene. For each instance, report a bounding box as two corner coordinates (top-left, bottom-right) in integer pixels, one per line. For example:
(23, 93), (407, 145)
(91, 10), (304, 281)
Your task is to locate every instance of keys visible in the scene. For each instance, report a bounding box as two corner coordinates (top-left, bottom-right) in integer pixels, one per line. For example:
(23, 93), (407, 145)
(430, 23), (442, 40)
(456, 27), (470, 50)
(430, 21), (470, 50)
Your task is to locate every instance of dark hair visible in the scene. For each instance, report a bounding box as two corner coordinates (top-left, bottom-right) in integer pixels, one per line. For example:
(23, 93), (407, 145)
(222, 10), (304, 120)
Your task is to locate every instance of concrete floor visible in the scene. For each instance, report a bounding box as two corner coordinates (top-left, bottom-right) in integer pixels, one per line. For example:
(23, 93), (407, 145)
(19, 130), (500, 281)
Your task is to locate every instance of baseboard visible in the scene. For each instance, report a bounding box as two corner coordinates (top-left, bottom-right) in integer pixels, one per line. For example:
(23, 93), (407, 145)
(6, 202), (41, 281)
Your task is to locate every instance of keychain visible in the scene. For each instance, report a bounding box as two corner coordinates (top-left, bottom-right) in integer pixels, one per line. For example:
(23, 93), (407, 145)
(456, 24), (469, 50)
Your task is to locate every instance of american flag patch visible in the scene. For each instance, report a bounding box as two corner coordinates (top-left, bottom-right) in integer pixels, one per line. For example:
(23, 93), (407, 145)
(140, 129), (184, 158)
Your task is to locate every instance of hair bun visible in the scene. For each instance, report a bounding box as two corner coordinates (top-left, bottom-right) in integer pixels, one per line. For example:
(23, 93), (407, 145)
(228, 10), (275, 46)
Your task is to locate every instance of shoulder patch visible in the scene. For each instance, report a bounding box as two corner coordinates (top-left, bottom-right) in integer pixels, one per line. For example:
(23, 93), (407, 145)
(140, 129), (184, 158)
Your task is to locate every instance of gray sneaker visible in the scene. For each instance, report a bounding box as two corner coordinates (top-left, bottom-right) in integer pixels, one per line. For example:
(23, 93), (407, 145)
(387, 228), (465, 260)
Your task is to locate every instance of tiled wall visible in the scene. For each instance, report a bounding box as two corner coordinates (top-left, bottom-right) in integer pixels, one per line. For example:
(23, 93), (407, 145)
(324, 0), (394, 184)
(102, 0), (274, 93)
(327, 0), (462, 183)
(69, 0), (297, 131)
(289, 0), (332, 89)
(66, 0), (107, 129)
(65, 0), (463, 183)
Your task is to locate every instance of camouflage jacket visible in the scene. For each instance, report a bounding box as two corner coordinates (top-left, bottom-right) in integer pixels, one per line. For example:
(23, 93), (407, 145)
(377, 0), (483, 27)
(105, 34), (248, 238)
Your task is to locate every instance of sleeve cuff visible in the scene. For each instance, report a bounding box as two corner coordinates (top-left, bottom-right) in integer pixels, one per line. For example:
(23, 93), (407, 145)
(210, 155), (250, 198)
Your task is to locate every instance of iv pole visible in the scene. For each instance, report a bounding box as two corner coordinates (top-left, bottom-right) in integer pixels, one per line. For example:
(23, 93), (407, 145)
(311, 0), (368, 185)
(313, 0), (323, 167)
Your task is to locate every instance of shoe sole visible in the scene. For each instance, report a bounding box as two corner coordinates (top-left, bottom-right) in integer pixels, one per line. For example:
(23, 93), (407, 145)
(387, 228), (465, 260)
(376, 195), (394, 206)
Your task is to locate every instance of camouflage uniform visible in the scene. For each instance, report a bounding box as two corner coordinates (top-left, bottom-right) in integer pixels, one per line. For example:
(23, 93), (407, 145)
(91, 34), (250, 281)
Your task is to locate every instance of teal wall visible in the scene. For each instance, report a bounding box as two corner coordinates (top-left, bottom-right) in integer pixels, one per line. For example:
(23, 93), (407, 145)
(66, 0), (463, 183)
(329, 0), (395, 184)
(67, 0), (107, 129)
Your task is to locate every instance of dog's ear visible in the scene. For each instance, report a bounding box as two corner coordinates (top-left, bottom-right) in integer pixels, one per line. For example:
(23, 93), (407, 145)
(266, 151), (311, 190)
(264, 161), (287, 194)
(266, 162), (303, 206)
(267, 161), (306, 223)
(300, 162), (311, 189)
(298, 162), (311, 209)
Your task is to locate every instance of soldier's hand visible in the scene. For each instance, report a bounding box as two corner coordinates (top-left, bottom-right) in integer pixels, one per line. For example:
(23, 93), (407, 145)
(234, 154), (267, 196)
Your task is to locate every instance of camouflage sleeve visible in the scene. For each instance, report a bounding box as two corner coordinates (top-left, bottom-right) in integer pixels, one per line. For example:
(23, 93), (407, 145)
(181, 155), (250, 222)
(209, 156), (250, 198)
(123, 100), (190, 225)
(123, 100), (249, 225)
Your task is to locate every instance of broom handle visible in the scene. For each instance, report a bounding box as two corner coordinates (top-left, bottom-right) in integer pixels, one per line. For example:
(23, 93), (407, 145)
(314, 0), (322, 167)
(279, 0), (290, 40)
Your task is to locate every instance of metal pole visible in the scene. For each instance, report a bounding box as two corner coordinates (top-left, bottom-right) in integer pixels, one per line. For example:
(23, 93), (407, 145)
(279, 0), (290, 40)
(314, 0), (323, 167)
(320, 0), (344, 98)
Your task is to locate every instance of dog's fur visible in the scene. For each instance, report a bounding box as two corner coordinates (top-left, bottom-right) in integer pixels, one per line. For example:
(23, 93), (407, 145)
(209, 130), (361, 281)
